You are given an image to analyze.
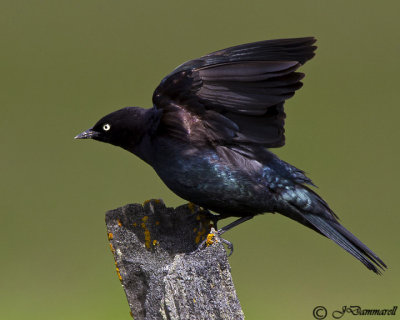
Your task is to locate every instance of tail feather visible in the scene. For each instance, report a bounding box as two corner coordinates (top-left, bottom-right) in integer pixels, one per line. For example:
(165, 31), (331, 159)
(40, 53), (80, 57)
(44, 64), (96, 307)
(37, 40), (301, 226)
(304, 214), (386, 274)
(280, 185), (387, 274)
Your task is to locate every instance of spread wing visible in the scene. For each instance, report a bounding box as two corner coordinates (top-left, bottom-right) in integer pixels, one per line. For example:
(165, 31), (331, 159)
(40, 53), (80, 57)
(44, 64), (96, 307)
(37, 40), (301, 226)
(152, 37), (317, 150)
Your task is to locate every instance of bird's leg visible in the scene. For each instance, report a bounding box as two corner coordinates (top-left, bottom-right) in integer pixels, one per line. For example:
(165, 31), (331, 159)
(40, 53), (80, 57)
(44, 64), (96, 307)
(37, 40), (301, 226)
(218, 215), (254, 236)
(215, 216), (254, 256)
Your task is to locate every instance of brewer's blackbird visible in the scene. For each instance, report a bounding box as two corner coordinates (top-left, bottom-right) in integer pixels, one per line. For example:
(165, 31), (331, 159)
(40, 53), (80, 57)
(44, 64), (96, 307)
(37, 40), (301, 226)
(76, 37), (386, 274)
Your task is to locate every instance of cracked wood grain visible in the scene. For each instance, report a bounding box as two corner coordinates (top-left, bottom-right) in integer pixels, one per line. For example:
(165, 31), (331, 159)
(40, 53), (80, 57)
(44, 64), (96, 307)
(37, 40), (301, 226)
(105, 199), (244, 320)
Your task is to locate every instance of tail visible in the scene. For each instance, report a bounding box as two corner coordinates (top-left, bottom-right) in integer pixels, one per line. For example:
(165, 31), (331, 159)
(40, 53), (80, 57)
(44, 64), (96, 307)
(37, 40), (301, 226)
(280, 185), (387, 274)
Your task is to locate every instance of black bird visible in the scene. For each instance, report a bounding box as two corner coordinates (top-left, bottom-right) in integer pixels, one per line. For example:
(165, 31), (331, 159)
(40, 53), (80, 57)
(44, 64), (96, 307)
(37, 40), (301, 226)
(76, 37), (386, 274)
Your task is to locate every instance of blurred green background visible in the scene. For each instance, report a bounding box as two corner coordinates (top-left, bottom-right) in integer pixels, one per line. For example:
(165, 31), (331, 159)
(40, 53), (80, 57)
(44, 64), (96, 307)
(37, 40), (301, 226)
(1, 0), (399, 319)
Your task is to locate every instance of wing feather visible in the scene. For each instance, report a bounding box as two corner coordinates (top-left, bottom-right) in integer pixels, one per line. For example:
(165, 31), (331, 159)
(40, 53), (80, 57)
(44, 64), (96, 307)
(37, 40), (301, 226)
(152, 37), (317, 150)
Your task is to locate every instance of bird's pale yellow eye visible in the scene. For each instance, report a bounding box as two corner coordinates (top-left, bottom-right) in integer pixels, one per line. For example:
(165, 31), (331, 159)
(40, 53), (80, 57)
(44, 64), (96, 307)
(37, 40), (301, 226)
(103, 123), (111, 131)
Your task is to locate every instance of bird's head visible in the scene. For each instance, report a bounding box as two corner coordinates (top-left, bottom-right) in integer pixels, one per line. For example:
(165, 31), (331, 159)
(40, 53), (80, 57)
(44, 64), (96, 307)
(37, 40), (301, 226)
(75, 107), (148, 150)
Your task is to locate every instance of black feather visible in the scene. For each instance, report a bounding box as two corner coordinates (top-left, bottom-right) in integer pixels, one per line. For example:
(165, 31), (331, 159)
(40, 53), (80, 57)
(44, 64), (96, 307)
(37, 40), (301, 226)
(304, 214), (386, 274)
(153, 38), (316, 149)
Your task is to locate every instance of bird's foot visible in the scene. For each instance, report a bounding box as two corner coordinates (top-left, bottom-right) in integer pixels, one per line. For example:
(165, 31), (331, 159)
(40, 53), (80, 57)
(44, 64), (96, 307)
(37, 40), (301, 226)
(189, 215), (254, 256)
(190, 228), (234, 256)
(219, 237), (234, 256)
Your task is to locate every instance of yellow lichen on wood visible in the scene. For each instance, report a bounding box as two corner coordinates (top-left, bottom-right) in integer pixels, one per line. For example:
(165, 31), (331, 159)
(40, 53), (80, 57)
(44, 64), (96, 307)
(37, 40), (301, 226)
(117, 219), (122, 227)
(144, 229), (151, 249)
(116, 267), (122, 281)
(206, 233), (216, 247)
(143, 199), (161, 206)
(195, 231), (201, 244)
(108, 232), (113, 240)
(109, 243), (115, 254)
(138, 215), (152, 249)
(188, 202), (196, 213)
(142, 199), (151, 206)
(195, 227), (207, 244)
(114, 261), (122, 281)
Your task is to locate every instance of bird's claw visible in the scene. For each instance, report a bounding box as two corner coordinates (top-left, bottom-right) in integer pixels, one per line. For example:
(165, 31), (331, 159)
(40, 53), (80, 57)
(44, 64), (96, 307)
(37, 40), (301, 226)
(220, 237), (234, 256)
(189, 228), (234, 256)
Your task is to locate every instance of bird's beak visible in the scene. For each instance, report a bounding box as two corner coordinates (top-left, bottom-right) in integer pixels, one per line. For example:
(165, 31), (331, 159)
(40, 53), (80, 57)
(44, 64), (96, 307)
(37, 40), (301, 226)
(74, 128), (98, 140)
